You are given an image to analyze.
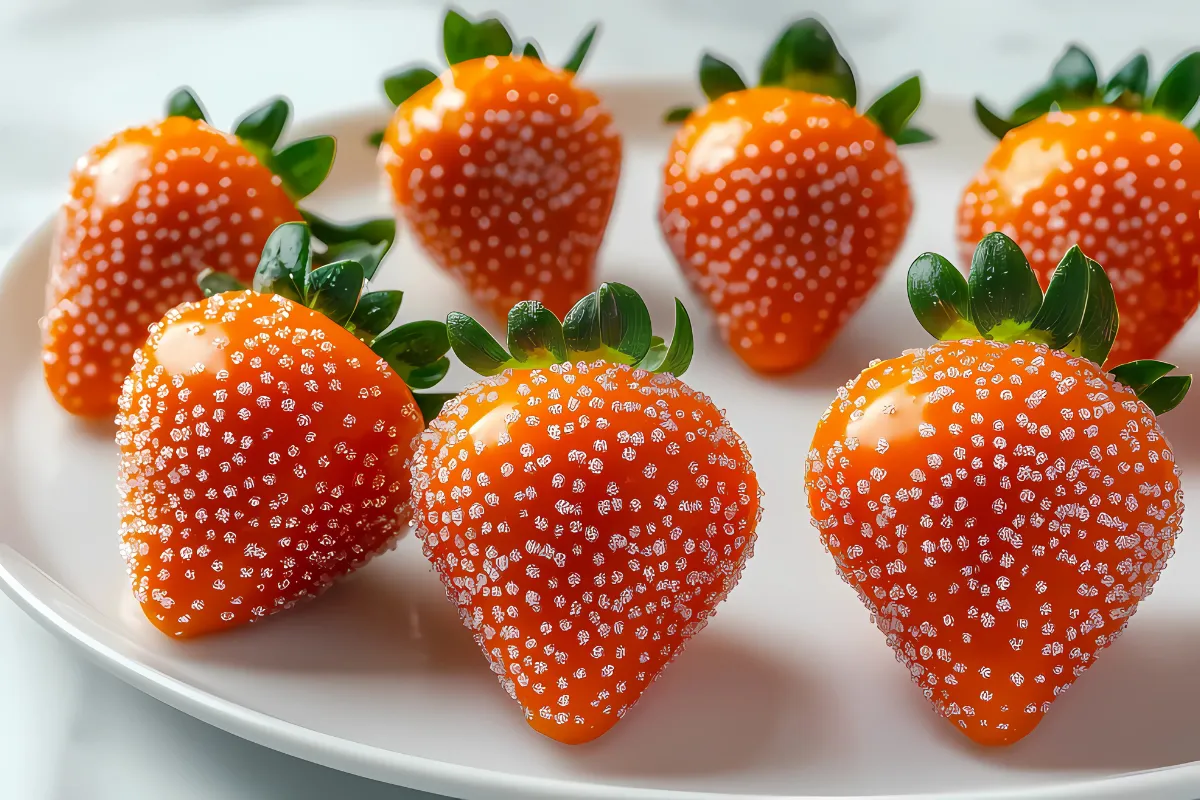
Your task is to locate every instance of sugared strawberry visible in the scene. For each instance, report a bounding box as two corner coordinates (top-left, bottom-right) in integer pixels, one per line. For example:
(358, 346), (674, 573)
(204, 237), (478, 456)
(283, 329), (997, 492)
(410, 285), (761, 743)
(960, 46), (1200, 363)
(806, 231), (1190, 745)
(659, 19), (932, 373)
(116, 222), (451, 638)
(377, 9), (621, 321)
(44, 87), (392, 418)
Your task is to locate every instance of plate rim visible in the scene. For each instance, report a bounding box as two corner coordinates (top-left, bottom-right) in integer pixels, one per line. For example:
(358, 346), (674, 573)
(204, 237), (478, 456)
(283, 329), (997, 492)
(4, 102), (1200, 800)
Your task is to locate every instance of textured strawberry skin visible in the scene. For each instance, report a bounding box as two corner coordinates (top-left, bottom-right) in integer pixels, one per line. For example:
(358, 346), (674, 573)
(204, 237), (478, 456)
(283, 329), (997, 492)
(116, 291), (423, 638)
(806, 339), (1183, 745)
(44, 116), (300, 418)
(379, 56), (622, 321)
(661, 89), (912, 373)
(958, 108), (1200, 364)
(409, 361), (761, 743)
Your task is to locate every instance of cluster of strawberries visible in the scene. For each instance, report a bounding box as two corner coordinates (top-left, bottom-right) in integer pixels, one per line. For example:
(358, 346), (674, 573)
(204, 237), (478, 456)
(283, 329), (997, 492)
(38, 8), (1200, 748)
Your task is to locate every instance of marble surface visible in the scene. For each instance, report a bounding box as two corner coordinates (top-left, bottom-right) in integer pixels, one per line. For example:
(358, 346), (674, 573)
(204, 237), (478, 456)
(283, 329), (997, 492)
(5, 1), (1200, 797)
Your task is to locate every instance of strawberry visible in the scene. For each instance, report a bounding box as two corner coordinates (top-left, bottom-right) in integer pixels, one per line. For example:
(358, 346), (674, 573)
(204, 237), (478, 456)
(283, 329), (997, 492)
(409, 285), (761, 743)
(806, 231), (1190, 745)
(377, 9), (621, 321)
(44, 87), (393, 419)
(116, 222), (452, 638)
(960, 46), (1200, 363)
(659, 19), (932, 374)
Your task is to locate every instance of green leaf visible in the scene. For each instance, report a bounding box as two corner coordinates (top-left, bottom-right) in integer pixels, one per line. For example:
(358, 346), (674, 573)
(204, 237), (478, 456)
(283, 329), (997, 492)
(233, 97), (291, 149)
(1152, 51), (1200, 120)
(272, 136), (335, 200)
(367, 129), (385, 148)
(1109, 359), (1177, 394)
(304, 260), (364, 326)
(399, 357), (452, 390)
(318, 239), (389, 281)
(521, 40), (542, 61)
(1138, 375), (1192, 415)
(1065, 257), (1119, 365)
(373, 320), (452, 385)
(443, 9), (514, 66)
(253, 222), (312, 302)
(1028, 245), (1089, 348)
(301, 211), (396, 250)
(1048, 45), (1099, 101)
(893, 126), (935, 145)
(597, 283), (653, 364)
(865, 74), (922, 141)
(907, 252), (977, 341)
(196, 268), (246, 298)
(664, 105), (694, 124)
(165, 87), (208, 123)
(647, 299), (694, 376)
(506, 301), (567, 364)
(974, 98), (1017, 140)
(446, 312), (513, 375)
(383, 66), (439, 107)
(563, 292), (602, 355)
(758, 17), (856, 106)
(1104, 52), (1150, 107)
(349, 290), (403, 337)
(967, 232), (1043, 340)
(699, 53), (748, 101)
(563, 23), (598, 74)
(414, 392), (457, 423)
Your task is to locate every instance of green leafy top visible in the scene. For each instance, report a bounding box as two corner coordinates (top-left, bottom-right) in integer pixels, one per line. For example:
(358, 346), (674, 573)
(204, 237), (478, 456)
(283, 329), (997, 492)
(907, 232), (1191, 415)
(445, 283), (694, 378)
(379, 8), (600, 109)
(197, 222), (452, 415)
(164, 87), (336, 202)
(975, 46), (1200, 139)
(662, 18), (934, 145)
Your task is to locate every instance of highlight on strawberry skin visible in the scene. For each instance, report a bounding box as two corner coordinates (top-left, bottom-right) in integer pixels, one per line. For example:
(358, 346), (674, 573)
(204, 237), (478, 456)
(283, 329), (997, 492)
(375, 8), (621, 324)
(116, 221), (451, 638)
(410, 284), (762, 743)
(42, 86), (392, 420)
(659, 18), (932, 374)
(806, 231), (1189, 746)
(960, 45), (1200, 364)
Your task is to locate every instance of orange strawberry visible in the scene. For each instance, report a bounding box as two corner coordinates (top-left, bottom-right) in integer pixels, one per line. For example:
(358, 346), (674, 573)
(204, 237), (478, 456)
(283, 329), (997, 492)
(960, 46), (1200, 363)
(410, 285), (761, 743)
(377, 9), (621, 321)
(806, 231), (1190, 745)
(116, 222), (451, 638)
(44, 87), (393, 419)
(659, 19), (932, 374)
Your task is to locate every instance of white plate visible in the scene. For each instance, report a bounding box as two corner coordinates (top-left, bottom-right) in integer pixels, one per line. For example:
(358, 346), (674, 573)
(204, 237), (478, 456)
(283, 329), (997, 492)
(5, 84), (1200, 800)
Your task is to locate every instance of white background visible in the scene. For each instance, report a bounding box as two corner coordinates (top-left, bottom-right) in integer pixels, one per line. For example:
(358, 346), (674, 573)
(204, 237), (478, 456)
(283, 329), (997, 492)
(4, 1), (1200, 797)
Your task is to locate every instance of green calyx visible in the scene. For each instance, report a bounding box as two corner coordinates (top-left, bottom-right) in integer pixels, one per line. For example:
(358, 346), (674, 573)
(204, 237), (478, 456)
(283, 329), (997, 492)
(975, 46), (1200, 139)
(197, 221), (452, 414)
(664, 18), (933, 144)
(446, 283), (694, 378)
(908, 232), (1191, 416)
(164, 87), (336, 202)
(378, 9), (599, 109)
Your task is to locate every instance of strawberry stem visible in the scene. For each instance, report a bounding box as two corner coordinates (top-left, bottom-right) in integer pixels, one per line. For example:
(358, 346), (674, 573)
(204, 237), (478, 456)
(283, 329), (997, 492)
(165, 87), (208, 123)
(447, 284), (695, 378)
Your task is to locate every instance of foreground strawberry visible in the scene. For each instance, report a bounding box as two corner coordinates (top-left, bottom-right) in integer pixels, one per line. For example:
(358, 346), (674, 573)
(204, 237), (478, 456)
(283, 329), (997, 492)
(116, 222), (451, 638)
(44, 87), (392, 418)
(410, 286), (761, 743)
(377, 8), (621, 321)
(960, 46), (1200, 363)
(806, 231), (1189, 745)
(660, 19), (932, 373)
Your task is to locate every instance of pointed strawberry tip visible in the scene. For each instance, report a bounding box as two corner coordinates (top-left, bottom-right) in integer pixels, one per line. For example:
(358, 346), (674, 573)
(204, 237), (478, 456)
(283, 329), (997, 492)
(527, 715), (616, 744)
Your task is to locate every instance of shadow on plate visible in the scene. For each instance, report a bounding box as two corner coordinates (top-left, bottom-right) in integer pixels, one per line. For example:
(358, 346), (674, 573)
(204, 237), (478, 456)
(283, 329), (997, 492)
(562, 630), (836, 781)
